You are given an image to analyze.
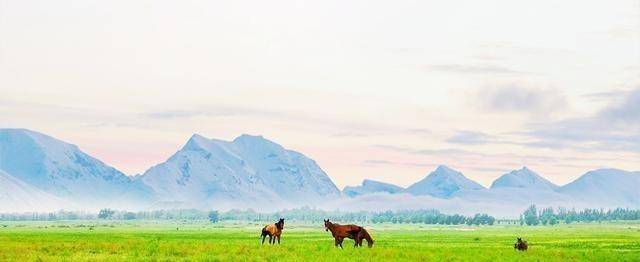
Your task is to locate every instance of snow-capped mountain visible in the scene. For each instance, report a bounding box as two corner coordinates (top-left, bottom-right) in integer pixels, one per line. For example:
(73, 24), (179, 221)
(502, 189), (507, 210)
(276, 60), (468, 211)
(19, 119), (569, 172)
(139, 134), (341, 209)
(1, 128), (639, 214)
(490, 167), (558, 191)
(0, 129), (154, 208)
(343, 179), (404, 197)
(404, 165), (485, 198)
(0, 169), (71, 212)
(558, 169), (640, 207)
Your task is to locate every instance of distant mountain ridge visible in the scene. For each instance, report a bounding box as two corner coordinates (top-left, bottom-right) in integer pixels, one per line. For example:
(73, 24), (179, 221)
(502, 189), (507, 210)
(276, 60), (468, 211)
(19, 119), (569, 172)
(558, 169), (640, 206)
(139, 134), (341, 209)
(0, 129), (154, 208)
(0, 128), (639, 213)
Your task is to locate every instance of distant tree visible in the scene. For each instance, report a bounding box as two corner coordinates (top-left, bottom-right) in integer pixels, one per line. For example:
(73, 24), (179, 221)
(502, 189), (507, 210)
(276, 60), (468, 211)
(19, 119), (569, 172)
(123, 212), (136, 220)
(98, 209), (115, 219)
(523, 205), (539, 226)
(208, 210), (219, 223)
(540, 207), (556, 226)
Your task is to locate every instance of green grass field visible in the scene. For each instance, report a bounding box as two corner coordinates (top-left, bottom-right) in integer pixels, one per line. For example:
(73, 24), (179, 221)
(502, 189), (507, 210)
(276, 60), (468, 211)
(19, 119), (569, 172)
(1, 221), (639, 261)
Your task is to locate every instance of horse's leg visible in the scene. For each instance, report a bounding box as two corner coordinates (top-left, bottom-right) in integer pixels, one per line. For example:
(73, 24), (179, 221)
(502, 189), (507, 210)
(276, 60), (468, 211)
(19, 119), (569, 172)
(277, 235), (281, 244)
(339, 237), (344, 249)
(269, 235), (273, 244)
(334, 238), (340, 248)
(261, 234), (266, 244)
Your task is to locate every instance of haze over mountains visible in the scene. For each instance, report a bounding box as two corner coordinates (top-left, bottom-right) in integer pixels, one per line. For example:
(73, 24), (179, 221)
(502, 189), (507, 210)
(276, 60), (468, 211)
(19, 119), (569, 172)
(343, 179), (404, 197)
(0, 128), (639, 216)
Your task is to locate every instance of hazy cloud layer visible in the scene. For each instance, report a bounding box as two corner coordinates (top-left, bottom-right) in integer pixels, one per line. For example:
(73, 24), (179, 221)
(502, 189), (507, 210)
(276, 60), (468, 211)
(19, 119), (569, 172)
(446, 131), (496, 145)
(526, 88), (640, 152)
(425, 64), (523, 74)
(477, 84), (567, 113)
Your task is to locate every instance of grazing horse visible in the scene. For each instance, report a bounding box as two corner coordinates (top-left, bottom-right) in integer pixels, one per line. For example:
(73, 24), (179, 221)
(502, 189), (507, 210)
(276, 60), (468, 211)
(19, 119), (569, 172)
(261, 218), (285, 245)
(323, 219), (374, 248)
(514, 237), (528, 251)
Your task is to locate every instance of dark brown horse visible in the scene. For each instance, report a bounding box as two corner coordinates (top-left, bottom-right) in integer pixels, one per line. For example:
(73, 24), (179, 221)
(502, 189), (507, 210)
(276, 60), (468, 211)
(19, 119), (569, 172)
(323, 219), (374, 248)
(514, 237), (528, 251)
(261, 218), (285, 245)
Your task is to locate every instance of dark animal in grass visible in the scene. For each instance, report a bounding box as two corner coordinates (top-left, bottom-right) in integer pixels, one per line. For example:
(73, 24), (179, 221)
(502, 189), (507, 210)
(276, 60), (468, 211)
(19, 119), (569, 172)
(323, 219), (374, 248)
(514, 237), (528, 251)
(261, 218), (285, 245)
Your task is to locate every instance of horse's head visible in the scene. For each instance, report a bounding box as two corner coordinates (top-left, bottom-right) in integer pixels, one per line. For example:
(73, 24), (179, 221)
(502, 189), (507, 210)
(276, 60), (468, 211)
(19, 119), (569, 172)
(324, 219), (331, 232)
(277, 218), (285, 229)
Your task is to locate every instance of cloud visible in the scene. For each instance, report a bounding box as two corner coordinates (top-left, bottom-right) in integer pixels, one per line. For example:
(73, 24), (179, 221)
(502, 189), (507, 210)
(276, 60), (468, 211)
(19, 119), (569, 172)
(375, 144), (477, 157)
(363, 159), (435, 168)
(145, 107), (282, 119)
(446, 131), (494, 145)
(525, 88), (640, 152)
(363, 160), (395, 165)
(477, 84), (567, 113)
(425, 64), (523, 74)
(145, 106), (399, 137)
(581, 89), (633, 100)
(373, 144), (618, 167)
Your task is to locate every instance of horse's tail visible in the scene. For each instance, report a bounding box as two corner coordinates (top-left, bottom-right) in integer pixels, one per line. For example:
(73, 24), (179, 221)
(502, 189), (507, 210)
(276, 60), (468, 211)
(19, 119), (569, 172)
(360, 228), (374, 247)
(260, 226), (267, 238)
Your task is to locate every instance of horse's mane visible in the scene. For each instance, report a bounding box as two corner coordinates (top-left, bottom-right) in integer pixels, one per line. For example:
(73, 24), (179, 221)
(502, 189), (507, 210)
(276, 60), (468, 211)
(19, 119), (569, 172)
(275, 219), (284, 230)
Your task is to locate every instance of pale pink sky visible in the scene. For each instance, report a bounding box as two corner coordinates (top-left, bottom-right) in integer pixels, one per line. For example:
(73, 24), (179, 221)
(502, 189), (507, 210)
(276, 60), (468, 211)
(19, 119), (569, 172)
(1, 0), (639, 188)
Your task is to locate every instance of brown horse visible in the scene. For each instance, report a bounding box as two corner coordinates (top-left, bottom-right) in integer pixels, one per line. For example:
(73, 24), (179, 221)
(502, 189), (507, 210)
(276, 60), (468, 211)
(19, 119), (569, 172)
(323, 219), (374, 248)
(514, 237), (528, 251)
(261, 218), (285, 245)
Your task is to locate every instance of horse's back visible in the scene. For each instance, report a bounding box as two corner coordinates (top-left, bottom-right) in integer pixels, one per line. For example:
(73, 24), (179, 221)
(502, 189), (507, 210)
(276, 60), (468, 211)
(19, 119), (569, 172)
(263, 224), (276, 235)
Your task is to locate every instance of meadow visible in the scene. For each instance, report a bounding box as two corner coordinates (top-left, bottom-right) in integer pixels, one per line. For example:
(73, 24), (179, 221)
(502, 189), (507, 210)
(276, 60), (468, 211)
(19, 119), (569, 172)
(0, 220), (639, 261)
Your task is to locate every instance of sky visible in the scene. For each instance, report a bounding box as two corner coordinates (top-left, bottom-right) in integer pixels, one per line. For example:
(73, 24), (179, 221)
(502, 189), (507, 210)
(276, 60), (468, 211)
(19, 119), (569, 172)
(1, 0), (639, 189)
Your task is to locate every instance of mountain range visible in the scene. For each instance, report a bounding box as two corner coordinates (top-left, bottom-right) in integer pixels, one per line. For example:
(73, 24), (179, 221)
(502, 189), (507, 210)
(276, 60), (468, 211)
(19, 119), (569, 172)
(139, 134), (340, 210)
(0, 128), (638, 215)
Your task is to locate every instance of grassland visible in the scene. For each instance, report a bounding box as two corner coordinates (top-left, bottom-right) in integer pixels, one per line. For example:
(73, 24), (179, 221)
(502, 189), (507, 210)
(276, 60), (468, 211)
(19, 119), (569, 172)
(0, 220), (639, 261)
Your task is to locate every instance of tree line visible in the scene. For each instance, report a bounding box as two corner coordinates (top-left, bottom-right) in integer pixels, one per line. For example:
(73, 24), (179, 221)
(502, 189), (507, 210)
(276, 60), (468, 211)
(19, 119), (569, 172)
(5, 206), (637, 225)
(0, 207), (494, 225)
(221, 208), (496, 226)
(520, 205), (640, 225)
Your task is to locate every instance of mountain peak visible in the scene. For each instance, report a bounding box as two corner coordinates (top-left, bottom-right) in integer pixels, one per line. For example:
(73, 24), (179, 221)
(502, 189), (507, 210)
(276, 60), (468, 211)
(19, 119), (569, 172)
(435, 165), (456, 174)
(182, 133), (213, 151)
(405, 166), (484, 198)
(189, 133), (209, 141)
(231, 134), (283, 153)
(235, 133), (265, 140)
(490, 167), (557, 191)
(343, 179), (404, 197)
(232, 134), (272, 145)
